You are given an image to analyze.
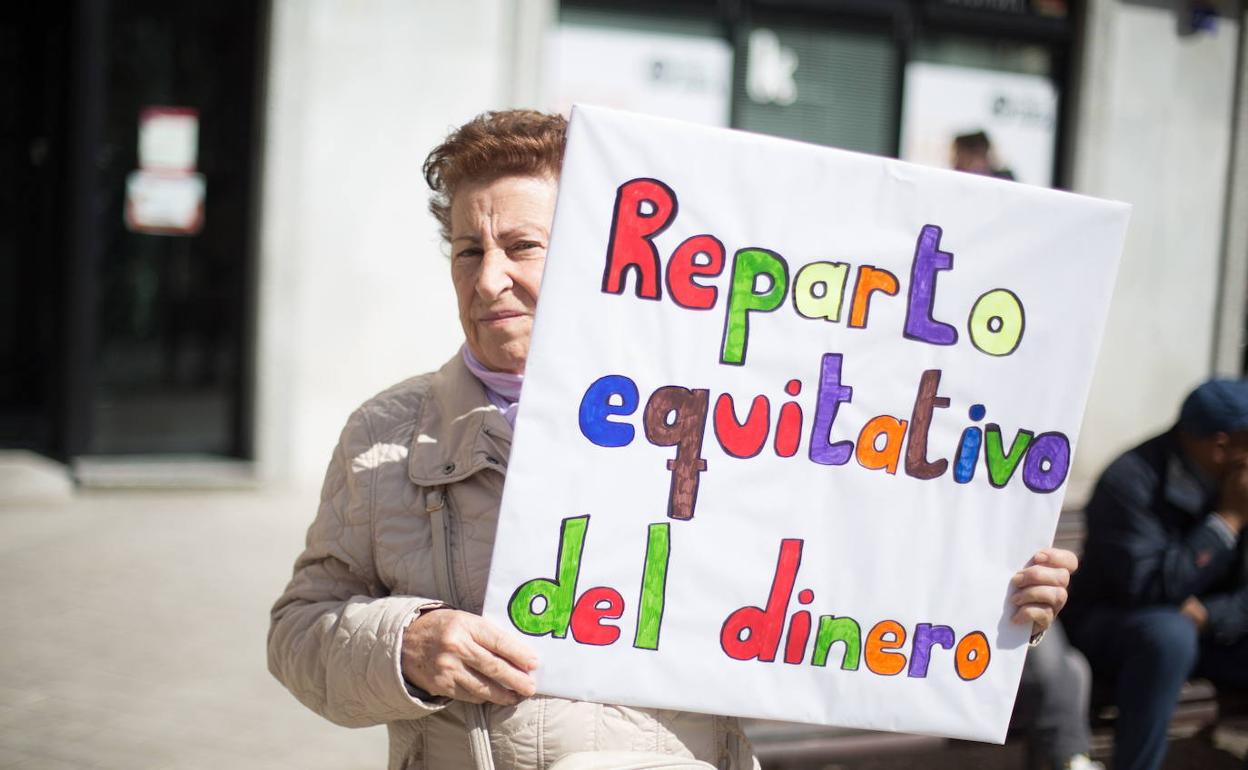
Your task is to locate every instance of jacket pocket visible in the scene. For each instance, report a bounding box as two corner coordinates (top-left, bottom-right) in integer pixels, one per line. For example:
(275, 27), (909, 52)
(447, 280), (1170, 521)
(390, 719), (426, 770)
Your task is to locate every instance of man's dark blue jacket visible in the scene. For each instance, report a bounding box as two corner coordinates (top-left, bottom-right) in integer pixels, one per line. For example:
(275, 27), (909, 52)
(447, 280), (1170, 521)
(1066, 429), (1248, 645)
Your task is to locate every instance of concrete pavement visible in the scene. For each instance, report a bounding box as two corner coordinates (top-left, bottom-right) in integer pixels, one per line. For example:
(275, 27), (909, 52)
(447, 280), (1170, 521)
(2, 481), (1244, 769)
(0, 486), (387, 769)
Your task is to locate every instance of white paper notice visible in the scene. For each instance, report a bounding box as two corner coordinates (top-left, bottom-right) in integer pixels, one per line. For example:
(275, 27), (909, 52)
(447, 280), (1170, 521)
(124, 171), (205, 235)
(138, 107), (199, 172)
(482, 105), (1130, 742)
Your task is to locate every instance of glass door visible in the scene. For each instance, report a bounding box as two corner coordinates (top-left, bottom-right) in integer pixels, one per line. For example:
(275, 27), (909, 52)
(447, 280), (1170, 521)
(83, 0), (264, 457)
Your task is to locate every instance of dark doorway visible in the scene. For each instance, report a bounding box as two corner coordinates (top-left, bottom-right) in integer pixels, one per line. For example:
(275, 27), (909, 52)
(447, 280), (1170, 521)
(1, 1), (266, 462)
(86, 0), (263, 457)
(0, 2), (71, 455)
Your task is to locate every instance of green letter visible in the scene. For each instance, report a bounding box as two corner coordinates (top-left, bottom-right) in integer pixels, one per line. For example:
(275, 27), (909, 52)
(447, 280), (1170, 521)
(634, 523), (671, 650)
(720, 248), (790, 366)
(508, 516), (588, 638)
(812, 616), (861, 670)
(984, 425), (1034, 488)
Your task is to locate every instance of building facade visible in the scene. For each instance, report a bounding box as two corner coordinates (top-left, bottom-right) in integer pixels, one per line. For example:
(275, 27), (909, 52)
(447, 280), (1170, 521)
(4, 0), (1245, 505)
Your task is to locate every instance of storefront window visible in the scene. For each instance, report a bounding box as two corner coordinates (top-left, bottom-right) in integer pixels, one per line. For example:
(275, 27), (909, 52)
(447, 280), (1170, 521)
(901, 34), (1060, 185)
(735, 21), (898, 156)
(549, 8), (732, 126)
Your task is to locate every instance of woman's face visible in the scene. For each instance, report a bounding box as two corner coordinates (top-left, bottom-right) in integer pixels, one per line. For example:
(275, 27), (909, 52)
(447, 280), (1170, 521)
(450, 174), (558, 374)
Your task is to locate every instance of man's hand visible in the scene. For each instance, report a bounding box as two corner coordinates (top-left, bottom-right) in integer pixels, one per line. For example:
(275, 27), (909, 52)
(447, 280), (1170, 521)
(1011, 547), (1078, 636)
(1179, 595), (1209, 631)
(401, 608), (539, 705)
(1217, 459), (1248, 533)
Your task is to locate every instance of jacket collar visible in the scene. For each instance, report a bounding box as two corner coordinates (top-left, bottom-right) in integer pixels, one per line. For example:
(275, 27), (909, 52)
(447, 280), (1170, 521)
(408, 353), (513, 486)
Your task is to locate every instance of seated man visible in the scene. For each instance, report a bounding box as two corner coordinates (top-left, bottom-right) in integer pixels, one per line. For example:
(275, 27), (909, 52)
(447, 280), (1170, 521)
(1065, 379), (1248, 770)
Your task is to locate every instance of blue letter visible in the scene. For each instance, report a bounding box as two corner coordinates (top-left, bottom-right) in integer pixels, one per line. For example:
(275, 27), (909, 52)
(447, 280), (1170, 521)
(579, 375), (639, 447)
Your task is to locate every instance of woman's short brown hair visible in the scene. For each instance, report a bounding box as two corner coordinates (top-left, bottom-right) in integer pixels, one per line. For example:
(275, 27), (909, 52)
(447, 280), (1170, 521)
(423, 110), (568, 243)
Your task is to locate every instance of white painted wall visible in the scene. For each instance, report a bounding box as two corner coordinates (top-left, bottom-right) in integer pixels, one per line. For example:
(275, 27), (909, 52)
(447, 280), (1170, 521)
(255, 0), (554, 484)
(1066, 0), (1241, 505)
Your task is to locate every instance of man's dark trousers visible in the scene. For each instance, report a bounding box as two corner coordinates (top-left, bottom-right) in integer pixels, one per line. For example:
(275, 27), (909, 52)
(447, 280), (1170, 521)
(1068, 607), (1248, 770)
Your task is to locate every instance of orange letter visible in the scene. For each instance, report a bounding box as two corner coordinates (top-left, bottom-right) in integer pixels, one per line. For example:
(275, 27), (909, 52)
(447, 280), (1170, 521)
(864, 620), (907, 676)
(955, 631), (991, 680)
(849, 265), (899, 328)
(855, 415), (909, 475)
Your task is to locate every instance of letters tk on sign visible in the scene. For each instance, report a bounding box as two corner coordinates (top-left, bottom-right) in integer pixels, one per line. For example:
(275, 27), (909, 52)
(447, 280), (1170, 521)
(481, 104), (1130, 742)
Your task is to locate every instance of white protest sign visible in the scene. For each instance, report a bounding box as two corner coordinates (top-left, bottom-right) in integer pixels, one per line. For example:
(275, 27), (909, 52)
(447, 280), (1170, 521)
(482, 104), (1129, 742)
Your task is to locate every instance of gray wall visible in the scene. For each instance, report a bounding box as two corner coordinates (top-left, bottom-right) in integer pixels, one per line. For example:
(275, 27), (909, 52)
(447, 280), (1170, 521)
(255, 0), (553, 483)
(1067, 0), (1242, 504)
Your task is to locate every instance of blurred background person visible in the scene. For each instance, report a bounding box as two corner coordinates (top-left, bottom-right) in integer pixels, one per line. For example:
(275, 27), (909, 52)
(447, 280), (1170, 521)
(1013, 620), (1101, 770)
(952, 130), (1016, 180)
(1064, 379), (1248, 770)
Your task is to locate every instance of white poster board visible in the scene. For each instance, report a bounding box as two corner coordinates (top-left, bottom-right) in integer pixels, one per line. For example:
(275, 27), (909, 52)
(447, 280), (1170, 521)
(482, 105), (1129, 742)
(900, 62), (1059, 187)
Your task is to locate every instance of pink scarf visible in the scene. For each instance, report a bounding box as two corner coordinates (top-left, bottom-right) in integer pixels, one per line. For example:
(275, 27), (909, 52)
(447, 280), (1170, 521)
(461, 345), (523, 427)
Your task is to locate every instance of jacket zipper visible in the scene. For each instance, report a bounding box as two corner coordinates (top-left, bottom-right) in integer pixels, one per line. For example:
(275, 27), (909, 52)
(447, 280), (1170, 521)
(426, 485), (496, 770)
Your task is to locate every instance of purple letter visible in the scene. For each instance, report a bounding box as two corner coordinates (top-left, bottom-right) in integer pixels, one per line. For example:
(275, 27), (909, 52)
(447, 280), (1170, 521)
(903, 225), (958, 346)
(809, 353), (854, 466)
(908, 623), (955, 678)
(1022, 432), (1071, 494)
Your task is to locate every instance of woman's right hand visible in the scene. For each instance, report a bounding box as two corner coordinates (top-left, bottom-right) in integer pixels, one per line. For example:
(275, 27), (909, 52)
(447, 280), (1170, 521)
(401, 607), (539, 705)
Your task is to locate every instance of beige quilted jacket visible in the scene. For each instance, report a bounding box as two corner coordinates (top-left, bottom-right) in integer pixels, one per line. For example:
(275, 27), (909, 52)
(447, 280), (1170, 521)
(268, 354), (760, 770)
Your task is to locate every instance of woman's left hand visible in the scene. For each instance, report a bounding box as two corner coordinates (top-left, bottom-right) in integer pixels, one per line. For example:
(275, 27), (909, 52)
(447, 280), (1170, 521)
(1011, 547), (1078, 635)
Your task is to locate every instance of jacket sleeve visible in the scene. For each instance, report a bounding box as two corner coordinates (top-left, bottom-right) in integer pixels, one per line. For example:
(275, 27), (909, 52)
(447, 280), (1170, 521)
(267, 408), (449, 727)
(1089, 458), (1240, 607)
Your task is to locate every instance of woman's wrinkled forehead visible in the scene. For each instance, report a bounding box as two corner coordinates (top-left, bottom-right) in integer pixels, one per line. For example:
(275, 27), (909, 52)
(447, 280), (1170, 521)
(449, 170), (559, 206)
(450, 175), (559, 239)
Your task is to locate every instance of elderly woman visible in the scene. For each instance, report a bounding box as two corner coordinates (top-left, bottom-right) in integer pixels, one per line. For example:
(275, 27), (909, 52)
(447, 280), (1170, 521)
(268, 110), (1079, 770)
